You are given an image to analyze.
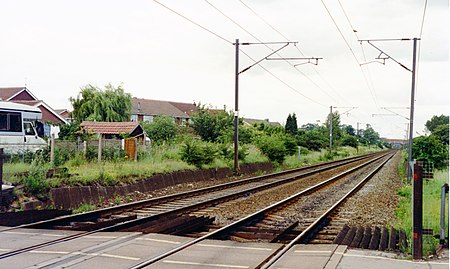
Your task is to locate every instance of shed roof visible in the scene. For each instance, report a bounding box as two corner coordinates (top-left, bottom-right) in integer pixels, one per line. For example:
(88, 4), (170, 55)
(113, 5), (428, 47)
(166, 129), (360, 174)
(80, 121), (143, 135)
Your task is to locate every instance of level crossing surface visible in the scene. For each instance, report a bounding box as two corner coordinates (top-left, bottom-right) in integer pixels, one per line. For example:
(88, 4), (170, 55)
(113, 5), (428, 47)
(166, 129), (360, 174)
(0, 227), (447, 269)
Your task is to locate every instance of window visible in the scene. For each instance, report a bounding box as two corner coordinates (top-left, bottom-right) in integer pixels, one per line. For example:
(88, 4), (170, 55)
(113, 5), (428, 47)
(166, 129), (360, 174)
(24, 122), (35, 136)
(143, 115), (154, 123)
(0, 112), (22, 132)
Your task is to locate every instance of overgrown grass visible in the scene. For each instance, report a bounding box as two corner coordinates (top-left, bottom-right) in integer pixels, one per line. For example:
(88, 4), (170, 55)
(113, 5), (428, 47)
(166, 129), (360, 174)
(281, 146), (380, 170)
(393, 168), (449, 256)
(73, 203), (97, 214)
(2, 144), (383, 188)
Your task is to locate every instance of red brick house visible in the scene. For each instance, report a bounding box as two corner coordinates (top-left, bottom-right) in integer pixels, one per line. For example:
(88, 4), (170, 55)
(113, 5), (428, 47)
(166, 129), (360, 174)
(0, 87), (68, 125)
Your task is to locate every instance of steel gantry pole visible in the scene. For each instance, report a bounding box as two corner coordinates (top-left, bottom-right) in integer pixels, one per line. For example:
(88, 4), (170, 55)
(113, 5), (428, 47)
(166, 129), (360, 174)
(359, 37), (419, 182)
(407, 38), (418, 182)
(329, 106), (333, 154)
(234, 39), (239, 175)
(232, 40), (319, 175)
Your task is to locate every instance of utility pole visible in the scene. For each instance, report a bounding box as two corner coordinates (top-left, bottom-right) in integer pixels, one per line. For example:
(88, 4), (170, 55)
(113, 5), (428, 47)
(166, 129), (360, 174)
(233, 39), (321, 175)
(234, 39), (239, 175)
(329, 106), (333, 154)
(408, 38), (418, 182)
(329, 106), (357, 154)
(359, 37), (419, 182)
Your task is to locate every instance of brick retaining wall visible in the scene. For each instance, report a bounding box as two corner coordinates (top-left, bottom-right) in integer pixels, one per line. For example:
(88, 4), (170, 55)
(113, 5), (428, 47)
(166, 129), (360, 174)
(49, 162), (273, 209)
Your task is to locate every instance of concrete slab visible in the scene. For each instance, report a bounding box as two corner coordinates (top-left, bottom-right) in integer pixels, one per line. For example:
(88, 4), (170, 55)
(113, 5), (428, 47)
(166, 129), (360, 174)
(0, 228), (81, 252)
(0, 229), (448, 269)
(150, 237), (282, 269)
(270, 244), (339, 269)
(337, 249), (450, 269)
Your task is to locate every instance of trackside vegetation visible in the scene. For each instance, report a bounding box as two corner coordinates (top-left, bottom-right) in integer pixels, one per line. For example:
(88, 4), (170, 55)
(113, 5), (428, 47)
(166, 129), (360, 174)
(394, 115), (449, 256)
(3, 86), (387, 203)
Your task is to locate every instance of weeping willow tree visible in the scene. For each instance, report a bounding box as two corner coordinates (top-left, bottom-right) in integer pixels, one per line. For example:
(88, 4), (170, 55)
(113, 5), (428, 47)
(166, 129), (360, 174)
(70, 84), (132, 122)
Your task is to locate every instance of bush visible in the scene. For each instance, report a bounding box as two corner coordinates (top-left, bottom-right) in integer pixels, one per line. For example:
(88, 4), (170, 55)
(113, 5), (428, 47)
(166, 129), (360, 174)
(218, 143), (248, 162)
(341, 135), (358, 148)
(412, 135), (449, 169)
(254, 135), (287, 163)
(20, 153), (50, 200)
(143, 116), (179, 144)
(180, 139), (217, 168)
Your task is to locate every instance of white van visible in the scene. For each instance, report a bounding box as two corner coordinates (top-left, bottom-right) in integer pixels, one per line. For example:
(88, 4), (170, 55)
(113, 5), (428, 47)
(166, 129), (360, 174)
(0, 101), (47, 154)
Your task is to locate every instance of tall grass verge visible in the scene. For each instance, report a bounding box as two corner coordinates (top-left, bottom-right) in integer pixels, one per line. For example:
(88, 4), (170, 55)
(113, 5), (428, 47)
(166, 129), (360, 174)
(393, 168), (449, 256)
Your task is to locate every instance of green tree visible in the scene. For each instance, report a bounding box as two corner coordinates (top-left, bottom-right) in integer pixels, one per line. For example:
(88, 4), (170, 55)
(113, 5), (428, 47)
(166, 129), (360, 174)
(190, 106), (234, 142)
(297, 127), (328, 151)
(285, 113), (298, 135)
(143, 116), (178, 144)
(325, 111), (343, 146)
(362, 124), (380, 146)
(70, 84), (132, 122)
(425, 115), (449, 133)
(431, 124), (449, 145)
(342, 124), (356, 136)
(341, 135), (358, 148)
(412, 135), (449, 169)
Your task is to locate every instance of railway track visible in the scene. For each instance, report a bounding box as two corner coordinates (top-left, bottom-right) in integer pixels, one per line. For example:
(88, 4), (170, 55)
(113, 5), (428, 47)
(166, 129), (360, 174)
(0, 151), (391, 262)
(126, 150), (395, 268)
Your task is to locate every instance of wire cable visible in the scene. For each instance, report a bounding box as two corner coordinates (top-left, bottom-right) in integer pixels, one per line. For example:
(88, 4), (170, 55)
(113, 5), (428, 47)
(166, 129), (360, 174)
(204, 0), (336, 105)
(238, 0), (350, 106)
(415, 0), (428, 99)
(320, 0), (379, 108)
(152, 0), (232, 45)
(152, 0), (326, 107)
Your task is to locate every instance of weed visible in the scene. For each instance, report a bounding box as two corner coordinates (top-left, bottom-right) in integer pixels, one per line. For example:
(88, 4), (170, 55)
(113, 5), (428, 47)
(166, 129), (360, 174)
(73, 203), (96, 214)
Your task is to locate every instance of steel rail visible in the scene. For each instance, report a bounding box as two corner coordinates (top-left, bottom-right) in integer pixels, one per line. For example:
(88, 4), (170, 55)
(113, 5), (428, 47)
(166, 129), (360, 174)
(259, 152), (395, 269)
(127, 151), (392, 268)
(0, 152), (386, 260)
(4, 152), (381, 231)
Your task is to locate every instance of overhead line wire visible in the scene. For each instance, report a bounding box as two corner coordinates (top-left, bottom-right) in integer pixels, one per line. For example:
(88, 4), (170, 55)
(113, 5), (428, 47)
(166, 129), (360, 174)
(320, 0), (379, 108)
(415, 0), (428, 99)
(152, 0), (232, 45)
(336, 0), (379, 111)
(205, 0), (336, 103)
(152, 0), (326, 107)
(238, 0), (350, 106)
(204, 0), (335, 104)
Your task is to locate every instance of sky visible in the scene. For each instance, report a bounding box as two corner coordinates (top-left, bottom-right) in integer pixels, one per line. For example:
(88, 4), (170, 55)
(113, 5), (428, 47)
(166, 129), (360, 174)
(0, 0), (448, 139)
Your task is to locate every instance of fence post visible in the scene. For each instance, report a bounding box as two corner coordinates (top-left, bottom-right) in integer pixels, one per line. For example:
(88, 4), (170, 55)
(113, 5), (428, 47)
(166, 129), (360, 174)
(98, 134), (102, 163)
(134, 138), (138, 161)
(50, 134), (55, 164)
(83, 140), (87, 158)
(440, 183), (449, 245)
(412, 161), (423, 260)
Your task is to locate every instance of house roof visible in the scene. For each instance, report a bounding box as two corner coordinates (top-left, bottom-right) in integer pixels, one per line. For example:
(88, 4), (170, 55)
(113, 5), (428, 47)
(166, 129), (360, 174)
(0, 87), (25, 101)
(54, 109), (69, 115)
(243, 118), (281, 127)
(11, 100), (69, 124)
(80, 121), (143, 135)
(169, 101), (198, 116)
(132, 98), (190, 118)
(0, 87), (38, 101)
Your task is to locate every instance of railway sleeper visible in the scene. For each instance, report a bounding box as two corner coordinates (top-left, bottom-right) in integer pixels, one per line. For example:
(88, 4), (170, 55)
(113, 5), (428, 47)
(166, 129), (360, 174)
(328, 225), (407, 252)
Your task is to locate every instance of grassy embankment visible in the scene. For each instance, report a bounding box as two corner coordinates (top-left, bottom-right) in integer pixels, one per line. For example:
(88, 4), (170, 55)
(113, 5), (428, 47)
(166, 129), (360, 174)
(4, 145), (380, 188)
(393, 154), (449, 256)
